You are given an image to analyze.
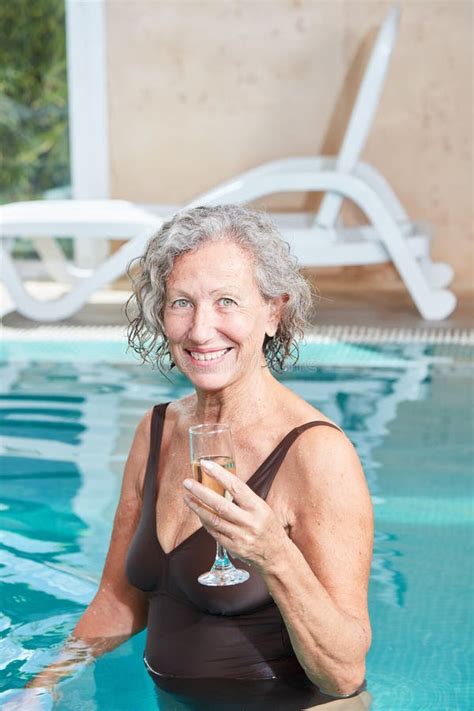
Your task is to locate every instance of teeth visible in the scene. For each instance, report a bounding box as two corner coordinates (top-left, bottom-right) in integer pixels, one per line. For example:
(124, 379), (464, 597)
(190, 349), (228, 362)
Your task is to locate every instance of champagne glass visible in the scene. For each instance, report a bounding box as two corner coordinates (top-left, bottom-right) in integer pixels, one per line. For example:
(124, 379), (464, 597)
(189, 423), (250, 586)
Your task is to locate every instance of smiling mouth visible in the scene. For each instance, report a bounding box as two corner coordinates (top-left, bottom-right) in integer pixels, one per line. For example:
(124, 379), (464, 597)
(186, 348), (232, 363)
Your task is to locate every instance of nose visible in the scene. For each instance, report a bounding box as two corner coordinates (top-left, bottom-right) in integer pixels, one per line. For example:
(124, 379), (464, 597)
(187, 303), (215, 344)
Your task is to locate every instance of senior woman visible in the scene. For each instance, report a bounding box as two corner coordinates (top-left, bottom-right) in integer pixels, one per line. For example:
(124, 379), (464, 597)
(15, 205), (373, 711)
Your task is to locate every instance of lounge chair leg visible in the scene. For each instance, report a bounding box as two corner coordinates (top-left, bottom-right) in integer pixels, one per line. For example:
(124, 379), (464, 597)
(0, 226), (154, 322)
(31, 238), (77, 285)
(418, 256), (455, 290)
(371, 225), (456, 320)
(330, 173), (458, 320)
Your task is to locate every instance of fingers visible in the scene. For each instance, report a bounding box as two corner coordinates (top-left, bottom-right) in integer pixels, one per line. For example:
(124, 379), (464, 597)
(195, 459), (259, 509)
(183, 493), (235, 543)
(182, 459), (279, 567)
(183, 462), (255, 524)
(182, 480), (247, 527)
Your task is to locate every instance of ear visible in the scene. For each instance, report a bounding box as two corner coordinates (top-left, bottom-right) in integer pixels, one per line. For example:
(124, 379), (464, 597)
(265, 295), (288, 337)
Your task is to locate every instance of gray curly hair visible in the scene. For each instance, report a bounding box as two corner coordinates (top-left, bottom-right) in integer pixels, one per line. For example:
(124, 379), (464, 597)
(125, 204), (313, 372)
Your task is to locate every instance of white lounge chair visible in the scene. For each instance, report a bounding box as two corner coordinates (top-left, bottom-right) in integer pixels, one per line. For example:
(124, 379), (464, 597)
(0, 5), (456, 322)
(0, 200), (161, 321)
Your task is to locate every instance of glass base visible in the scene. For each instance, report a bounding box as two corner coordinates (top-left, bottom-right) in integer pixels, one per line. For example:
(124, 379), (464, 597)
(198, 566), (250, 587)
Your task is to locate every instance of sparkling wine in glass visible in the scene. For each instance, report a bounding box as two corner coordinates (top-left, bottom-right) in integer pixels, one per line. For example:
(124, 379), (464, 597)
(189, 423), (250, 586)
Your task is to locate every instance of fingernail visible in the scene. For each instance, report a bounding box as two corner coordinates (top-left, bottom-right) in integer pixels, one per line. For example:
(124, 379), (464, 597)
(201, 459), (217, 471)
(183, 479), (193, 490)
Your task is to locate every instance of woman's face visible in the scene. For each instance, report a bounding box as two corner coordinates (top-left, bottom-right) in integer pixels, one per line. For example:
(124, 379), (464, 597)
(163, 239), (281, 391)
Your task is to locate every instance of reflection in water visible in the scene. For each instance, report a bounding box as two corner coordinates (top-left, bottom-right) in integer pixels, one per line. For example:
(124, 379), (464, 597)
(285, 359), (431, 618)
(371, 531), (405, 608)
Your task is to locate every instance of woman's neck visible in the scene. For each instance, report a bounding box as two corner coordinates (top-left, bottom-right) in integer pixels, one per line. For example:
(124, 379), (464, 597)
(193, 366), (281, 428)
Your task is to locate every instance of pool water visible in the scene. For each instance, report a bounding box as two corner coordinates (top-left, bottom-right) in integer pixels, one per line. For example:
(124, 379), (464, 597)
(0, 342), (472, 710)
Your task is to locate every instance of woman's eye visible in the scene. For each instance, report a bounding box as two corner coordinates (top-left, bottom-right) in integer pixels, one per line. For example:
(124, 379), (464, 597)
(219, 297), (237, 307)
(172, 299), (191, 308)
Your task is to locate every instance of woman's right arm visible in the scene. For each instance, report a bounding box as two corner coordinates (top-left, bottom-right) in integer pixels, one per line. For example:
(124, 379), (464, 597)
(12, 409), (153, 704)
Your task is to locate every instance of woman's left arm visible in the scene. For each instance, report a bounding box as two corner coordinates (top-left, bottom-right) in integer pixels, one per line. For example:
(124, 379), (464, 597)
(260, 426), (373, 697)
(183, 426), (373, 698)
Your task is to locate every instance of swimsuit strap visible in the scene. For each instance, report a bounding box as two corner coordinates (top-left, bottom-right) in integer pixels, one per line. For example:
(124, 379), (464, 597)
(250, 420), (342, 501)
(143, 402), (170, 499)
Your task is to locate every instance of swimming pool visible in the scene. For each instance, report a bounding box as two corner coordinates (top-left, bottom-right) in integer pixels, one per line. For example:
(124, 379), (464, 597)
(0, 339), (472, 710)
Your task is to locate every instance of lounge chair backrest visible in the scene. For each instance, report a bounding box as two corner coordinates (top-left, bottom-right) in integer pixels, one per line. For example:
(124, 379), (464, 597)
(316, 5), (400, 229)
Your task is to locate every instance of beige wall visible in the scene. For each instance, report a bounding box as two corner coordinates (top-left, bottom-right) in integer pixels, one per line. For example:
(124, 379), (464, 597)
(106, 0), (473, 291)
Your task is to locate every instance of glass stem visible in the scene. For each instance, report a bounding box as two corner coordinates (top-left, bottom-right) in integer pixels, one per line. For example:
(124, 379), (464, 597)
(214, 543), (231, 569)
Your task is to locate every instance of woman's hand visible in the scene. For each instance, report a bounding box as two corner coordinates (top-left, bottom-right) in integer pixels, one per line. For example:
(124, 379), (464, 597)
(183, 459), (288, 572)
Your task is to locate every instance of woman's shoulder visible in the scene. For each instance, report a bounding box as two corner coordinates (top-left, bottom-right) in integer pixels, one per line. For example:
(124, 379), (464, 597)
(280, 400), (371, 524)
(150, 396), (198, 449)
(275, 385), (339, 432)
(285, 412), (367, 502)
(275, 388), (360, 477)
(135, 400), (176, 438)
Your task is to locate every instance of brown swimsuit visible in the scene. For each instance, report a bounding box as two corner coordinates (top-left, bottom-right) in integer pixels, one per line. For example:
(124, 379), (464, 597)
(126, 402), (362, 710)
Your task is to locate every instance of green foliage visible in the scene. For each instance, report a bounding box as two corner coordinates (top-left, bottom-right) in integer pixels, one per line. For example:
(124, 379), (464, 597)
(0, 0), (70, 204)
